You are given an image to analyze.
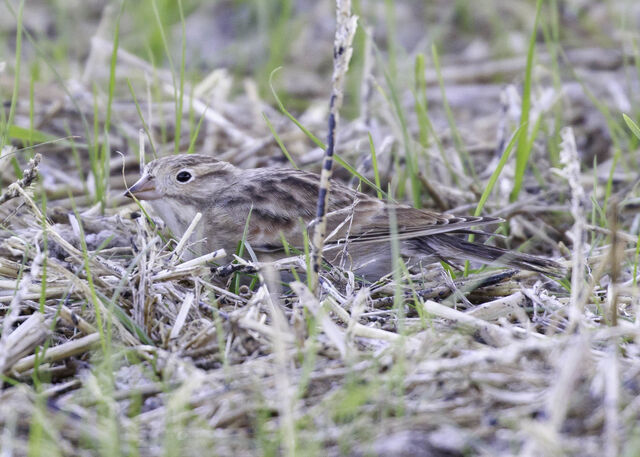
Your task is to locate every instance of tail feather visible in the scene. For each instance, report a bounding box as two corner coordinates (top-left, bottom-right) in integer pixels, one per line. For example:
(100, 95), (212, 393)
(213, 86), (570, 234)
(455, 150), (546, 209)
(412, 234), (564, 276)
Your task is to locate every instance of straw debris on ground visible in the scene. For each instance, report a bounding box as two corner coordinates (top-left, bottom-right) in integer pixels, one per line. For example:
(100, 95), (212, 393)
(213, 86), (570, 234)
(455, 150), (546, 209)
(1, 1), (640, 456)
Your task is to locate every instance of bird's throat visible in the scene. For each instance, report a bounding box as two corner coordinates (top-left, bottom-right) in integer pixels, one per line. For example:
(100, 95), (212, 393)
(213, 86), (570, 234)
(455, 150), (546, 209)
(150, 199), (202, 247)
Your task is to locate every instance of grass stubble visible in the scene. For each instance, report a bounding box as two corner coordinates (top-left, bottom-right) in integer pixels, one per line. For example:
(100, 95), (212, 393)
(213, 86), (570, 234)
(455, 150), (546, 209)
(1, 1), (640, 456)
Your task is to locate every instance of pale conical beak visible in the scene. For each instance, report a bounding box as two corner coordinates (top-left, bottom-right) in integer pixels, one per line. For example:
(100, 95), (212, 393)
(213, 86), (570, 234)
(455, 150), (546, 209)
(124, 175), (162, 200)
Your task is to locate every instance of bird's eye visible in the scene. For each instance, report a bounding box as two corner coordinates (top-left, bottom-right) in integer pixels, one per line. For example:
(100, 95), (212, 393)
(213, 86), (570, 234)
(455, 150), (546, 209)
(176, 170), (192, 183)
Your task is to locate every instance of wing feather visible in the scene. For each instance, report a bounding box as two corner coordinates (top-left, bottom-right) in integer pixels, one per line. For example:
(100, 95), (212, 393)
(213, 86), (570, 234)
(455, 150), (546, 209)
(237, 168), (500, 252)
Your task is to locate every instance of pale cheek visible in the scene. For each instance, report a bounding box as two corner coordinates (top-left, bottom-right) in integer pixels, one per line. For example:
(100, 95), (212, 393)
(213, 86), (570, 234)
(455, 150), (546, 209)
(149, 199), (198, 238)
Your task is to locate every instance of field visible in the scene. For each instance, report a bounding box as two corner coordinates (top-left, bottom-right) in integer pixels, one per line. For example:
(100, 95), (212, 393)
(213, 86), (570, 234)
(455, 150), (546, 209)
(1, 1), (640, 456)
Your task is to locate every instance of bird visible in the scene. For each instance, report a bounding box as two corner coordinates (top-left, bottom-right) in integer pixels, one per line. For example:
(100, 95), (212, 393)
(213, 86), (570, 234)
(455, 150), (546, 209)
(125, 154), (561, 280)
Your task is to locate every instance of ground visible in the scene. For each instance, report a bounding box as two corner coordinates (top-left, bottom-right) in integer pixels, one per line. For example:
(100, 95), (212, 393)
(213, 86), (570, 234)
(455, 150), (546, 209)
(1, 1), (640, 456)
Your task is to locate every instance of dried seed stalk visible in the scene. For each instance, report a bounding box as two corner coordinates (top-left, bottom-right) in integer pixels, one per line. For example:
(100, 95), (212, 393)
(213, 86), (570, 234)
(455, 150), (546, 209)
(0, 153), (41, 207)
(559, 127), (587, 327)
(310, 0), (358, 293)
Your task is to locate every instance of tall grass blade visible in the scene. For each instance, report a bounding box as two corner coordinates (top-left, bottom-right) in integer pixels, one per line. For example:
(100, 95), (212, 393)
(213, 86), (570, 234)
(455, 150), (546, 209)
(263, 112), (299, 169)
(431, 44), (476, 181)
(623, 113), (640, 140)
(510, 0), (543, 202)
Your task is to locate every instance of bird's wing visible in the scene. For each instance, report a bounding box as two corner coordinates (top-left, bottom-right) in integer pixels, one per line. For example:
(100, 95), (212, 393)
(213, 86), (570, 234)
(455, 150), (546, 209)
(236, 168), (499, 253)
(322, 203), (501, 248)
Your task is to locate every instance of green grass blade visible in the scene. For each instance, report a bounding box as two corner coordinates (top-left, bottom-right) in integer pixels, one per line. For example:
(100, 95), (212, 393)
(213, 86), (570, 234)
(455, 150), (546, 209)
(2, 0), (94, 162)
(91, 86), (102, 203)
(510, 0), (543, 202)
(270, 68), (387, 198)
(186, 106), (208, 155)
(463, 124), (523, 276)
(334, 154), (388, 199)
(384, 0), (397, 80)
(70, 202), (109, 358)
(150, 0), (181, 154)
(232, 206), (254, 294)
(414, 53), (429, 148)
(368, 133), (382, 199)
(98, 0), (125, 212)
(263, 112), (299, 169)
(474, 124), (525, 217)
(28, 62), (37, 148)
(279, 232), (302, 284)
(175, 0), (186, 154)
(98, 290), (154, 346)
(623, 113), (640, 140)
(0, 0), (24, 152)
(126, 77), (158, 159)
(269, 67), (325, 149)
(380, 53), (421, 207)
(7, 125), (54, 143)
(301, 219), (312, 290)
(431, 44), (476, 182)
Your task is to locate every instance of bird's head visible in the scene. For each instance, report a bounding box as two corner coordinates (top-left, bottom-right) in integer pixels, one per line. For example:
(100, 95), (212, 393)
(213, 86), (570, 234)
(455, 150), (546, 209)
(125, 154), (236, 202)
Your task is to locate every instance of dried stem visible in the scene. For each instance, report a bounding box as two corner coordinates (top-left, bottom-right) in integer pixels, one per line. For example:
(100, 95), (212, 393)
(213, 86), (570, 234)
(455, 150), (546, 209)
(559, 127), (587, 329)
(0, 153), (41, 207)
(310, 0), (358, 293)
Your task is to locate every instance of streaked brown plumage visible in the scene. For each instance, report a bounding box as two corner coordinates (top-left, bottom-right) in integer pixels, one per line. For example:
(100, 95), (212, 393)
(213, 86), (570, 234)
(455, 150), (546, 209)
(126, 154), (561, 280)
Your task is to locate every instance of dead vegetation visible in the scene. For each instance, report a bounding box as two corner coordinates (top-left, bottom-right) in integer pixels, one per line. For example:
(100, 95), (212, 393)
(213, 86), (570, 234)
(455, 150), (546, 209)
(1, 1), (640, 456)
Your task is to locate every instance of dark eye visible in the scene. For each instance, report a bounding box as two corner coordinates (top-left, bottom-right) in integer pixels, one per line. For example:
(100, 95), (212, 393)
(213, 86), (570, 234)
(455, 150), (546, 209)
(176, 170), (192, 183)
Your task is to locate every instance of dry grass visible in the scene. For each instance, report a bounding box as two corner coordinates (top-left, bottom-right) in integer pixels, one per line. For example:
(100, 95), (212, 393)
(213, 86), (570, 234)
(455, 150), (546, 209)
(1, 1), (640, 456)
